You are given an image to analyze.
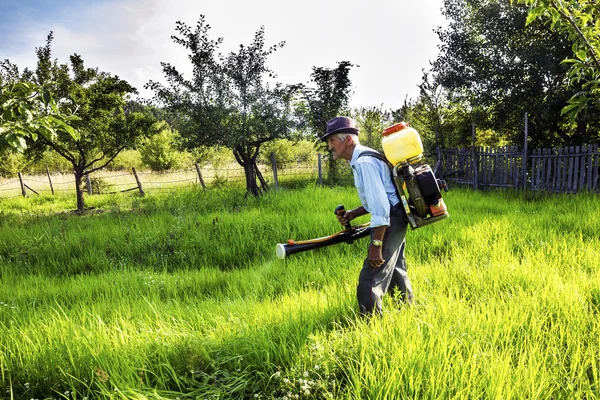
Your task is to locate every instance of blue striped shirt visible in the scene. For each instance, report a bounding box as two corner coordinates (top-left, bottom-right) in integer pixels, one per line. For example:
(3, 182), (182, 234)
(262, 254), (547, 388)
(349, 144), (400, 228)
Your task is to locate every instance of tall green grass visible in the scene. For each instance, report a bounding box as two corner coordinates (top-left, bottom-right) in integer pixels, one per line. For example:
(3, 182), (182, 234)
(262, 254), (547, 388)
(0, 186), (599, 399)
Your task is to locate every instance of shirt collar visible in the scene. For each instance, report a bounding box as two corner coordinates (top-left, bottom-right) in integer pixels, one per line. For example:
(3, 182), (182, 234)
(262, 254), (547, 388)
(350, 143), (369, 166)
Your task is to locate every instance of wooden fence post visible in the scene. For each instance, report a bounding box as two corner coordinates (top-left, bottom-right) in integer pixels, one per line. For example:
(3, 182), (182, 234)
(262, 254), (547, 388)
(318, 154), (323, 185)
(18, 172), (26, 197)
(471, 123), (479, 190)
(132, 167), (145, 196)
(86, 174), (92, 195)
(522, 112), (529, 190)
(194, 163), (206, 190)
(46, 166), (55, 195)
(270, 152), (279, 190)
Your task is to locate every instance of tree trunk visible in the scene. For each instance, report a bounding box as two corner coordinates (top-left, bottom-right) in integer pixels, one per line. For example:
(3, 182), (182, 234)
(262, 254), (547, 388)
(575, 115), (588, 144)
(74, 170), (86, 214)
(234, 147), (261, 196)
(243, 162), (260, 196)
(254, 160), (268, 192)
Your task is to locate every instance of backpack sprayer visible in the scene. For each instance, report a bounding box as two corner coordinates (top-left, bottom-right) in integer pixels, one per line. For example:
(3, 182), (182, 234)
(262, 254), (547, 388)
(275, 122), (449, 259)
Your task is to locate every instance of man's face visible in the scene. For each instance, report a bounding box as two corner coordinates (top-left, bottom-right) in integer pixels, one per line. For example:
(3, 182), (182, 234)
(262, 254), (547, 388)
(327, 135), (349, 160)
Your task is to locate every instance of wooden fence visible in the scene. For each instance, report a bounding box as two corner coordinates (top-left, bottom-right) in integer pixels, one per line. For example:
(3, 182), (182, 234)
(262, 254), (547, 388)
(440, 144), (600, 192)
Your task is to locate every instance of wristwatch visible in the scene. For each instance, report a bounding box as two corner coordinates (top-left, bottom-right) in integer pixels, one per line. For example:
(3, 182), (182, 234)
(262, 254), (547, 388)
(371, 239), (383, 247)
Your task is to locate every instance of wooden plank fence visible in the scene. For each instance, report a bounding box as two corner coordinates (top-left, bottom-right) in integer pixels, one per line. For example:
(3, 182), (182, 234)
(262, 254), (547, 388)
(441, 144), (599, 193)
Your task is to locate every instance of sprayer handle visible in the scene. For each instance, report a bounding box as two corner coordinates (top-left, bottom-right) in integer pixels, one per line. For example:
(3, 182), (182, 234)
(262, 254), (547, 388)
(334, 204), (352, 231)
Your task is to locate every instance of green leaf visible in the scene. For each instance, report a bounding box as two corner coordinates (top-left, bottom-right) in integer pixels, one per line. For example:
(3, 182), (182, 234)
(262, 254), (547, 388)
(526, 7), (546, 26)
(4, 132), (27, 152)
(560, 103), (579, 115)
(59, 123), (80, 140)
(42, 90), (52, 107)
(19, 105), (34, 123)
(575, 50), (587, 61)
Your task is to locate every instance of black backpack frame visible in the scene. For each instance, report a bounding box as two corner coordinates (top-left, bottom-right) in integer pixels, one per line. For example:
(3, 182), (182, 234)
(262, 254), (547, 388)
(357, 150), (449, 230)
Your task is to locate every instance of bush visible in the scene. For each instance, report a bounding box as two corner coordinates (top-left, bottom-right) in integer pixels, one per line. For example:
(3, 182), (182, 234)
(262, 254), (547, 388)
(260, 139), (295, 170)
(89, 176), (112, 194)
(107, 150), (143, 171)
(260, 139), (318, 170)
(294, 140), (318, 164)
(23, 150), (72, 175)
(0, 152), (28, 177)
(139, 121), (185, 172)
(193, 145), (235, 169)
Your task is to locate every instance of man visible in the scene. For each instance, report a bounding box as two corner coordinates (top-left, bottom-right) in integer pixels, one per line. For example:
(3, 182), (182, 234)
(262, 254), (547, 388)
(322, 116), (413, 315)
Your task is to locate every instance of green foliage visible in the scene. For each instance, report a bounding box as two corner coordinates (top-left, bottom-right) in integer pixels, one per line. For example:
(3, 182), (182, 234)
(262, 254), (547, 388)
(293, 139), (319, 164)
(193, 145), (235, 168)
(299, 61), (355, 179)
(432, 0), (600, 147)
(106, 149), (143, 171)
(146, 16), (298, 196)
(0, 151), (28, 177)
(0, 80), (80, 151)
(26, 150), (73, 175)
(139, 121), (184, 172)
(260, 139), (319, 170)
(260, 139), (294, 169)
(89, 176), (112, 194)
(352, 106), (391, 151)
(512, 0), (600, 121)
(301, 61), (355, 140)
(1, 33), (157, 212)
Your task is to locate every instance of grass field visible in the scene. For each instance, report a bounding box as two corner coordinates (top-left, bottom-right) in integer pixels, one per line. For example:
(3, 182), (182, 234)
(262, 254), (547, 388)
(0, 185), (599, 399)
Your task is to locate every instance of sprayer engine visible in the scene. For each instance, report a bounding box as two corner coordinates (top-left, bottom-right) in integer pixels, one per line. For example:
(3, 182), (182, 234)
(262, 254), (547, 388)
(395, 162), (449, 230)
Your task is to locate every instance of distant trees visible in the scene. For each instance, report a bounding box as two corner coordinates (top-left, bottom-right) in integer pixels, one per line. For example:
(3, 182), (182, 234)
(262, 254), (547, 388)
(146, 16), (298, 196)
(299, 61), (355, 178)
(1, 33), (156, 213)
(512, 0), (600, 121)
(430, 0), (600, 147)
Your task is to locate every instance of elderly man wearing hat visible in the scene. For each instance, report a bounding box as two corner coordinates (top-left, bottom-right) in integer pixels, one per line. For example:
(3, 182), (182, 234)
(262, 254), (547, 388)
(323, 116), (413, 315)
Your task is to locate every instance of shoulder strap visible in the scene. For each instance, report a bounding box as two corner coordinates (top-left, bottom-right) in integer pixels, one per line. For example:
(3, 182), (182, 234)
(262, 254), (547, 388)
(356, 150), (400, 198)
(356, 150), (393, 171)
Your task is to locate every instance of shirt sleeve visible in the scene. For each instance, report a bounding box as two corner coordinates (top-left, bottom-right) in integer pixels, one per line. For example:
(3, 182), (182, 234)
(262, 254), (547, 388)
(357, 160), (391, 228)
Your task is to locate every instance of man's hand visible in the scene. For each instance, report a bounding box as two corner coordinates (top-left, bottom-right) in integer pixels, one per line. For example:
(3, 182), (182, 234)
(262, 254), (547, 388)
(368, 244), (385, 268)
(336, 209), (353, 228)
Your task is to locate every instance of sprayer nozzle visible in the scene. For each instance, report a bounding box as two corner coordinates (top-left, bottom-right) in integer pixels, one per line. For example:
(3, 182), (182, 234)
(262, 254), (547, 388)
(276, 243), (286, 259)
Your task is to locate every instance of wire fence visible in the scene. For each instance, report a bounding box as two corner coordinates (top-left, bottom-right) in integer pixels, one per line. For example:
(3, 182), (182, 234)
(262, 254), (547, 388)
(4, 140), (597, 200)
(0, 158), (324, 199)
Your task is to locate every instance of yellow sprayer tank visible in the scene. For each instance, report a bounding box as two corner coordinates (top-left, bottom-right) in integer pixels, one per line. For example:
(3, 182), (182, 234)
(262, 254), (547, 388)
(381, 122), (424, 165)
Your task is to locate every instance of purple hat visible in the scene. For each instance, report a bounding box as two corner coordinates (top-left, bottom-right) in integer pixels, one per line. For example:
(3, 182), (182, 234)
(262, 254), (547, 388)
(320, 116), (359, 141)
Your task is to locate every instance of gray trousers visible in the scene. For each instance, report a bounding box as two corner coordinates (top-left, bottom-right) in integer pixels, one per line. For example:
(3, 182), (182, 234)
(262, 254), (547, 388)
(357, 204), (414, 315)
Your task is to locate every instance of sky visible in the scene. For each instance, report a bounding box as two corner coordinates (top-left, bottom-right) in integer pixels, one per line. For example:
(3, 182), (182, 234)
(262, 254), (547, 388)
(0, 0), (448, 110)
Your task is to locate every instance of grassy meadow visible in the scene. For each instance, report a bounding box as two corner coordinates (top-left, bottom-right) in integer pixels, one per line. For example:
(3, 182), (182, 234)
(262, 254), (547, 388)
(0, 185), (599, 399)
